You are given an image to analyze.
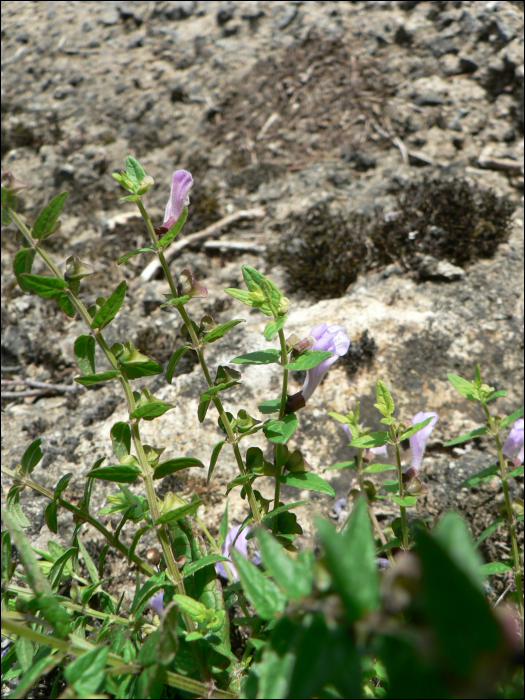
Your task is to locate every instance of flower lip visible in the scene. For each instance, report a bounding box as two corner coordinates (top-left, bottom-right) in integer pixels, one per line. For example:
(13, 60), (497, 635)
(409, 411), (438, 470)
(163, 170), (193, 230)
(502, 418), (524, 465)
(215, 525), (249, 582)
(300, 323), (350, 404)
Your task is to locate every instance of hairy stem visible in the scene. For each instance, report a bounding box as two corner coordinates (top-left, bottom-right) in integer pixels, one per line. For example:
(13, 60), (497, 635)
(272, 328), (290, 532)
(394, 443), (409, 549)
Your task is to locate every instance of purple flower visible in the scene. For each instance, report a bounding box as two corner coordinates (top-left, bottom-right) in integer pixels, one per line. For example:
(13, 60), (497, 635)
(215, 525), (249, 582)
(333, 498), (347, 517)
(150, 590), (164, 616)
(162, 170), (193, 231)
(502, 418), (524, 465)
(1, 171), (29, 195)
(409, 411), (438, 472)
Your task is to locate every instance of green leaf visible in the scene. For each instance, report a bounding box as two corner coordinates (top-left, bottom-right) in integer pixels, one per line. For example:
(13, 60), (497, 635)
(374, 380), (395, 417)
(258, 529), (313, 598)
(44, 500), (58, 534)
(157, 208), (188, 247)
(208, 440), (226, 484)
(121, 358), (163, 380)
(398, 416), (433, 441)
(261, 501), (309, 523)
(327, 411), (351, 424)
(13, 248), (36, 292)
(64, 645), (108, 695)
(278, 471), (335, 498)
(1, 530), (12, 585)
(32, 191), (68, 240)
(166, 345), (191, 384)
(74, 335), (96, 375)
(433, 513), (485, 592)
(118, 246), (154, 265)
(153, 457), (204, 479)
(317, 498), (379, 621)
(160, 294), (190, 308)
(226, 474), (254, 495)
(225, 287), (255, 306)
(501, 405), (524, 428)
(9, 653), (62, 700)
(77, 537), (100, 584)
(88, 464), (141, 483)
(132, 571), (166, 616)
(128, 525), (150, 564)
(350, 431), (388, 448)
(391, 494), (417, 507)
(479, 561), (512, 575)
(156, 500), (203, 525)
(21, 438), (43, 474)
(508, 464), (524, 478)
(219, 499), (229, 544)
(231, 348), (281, 365)
(125, 155), (146, 187)
(74, 370), (121, 385)
(130, 400), (173, 420)
(443, 426), (487, 447)
(258, 398), (281, 414)
(485, 390), (507, 402)
(182, 554), (230, 579)
(55, 291), (76, 318)
(202, 318), (245, 344)
(91, 281), (126, 329)
(21, 273), (68, 297)
(446, 373), (478, 402)
(415, 522), (501, 678)
(110, 421), (131, 462)
(459, 464), (498, 488)
(474, 517), (504, 548)
(198, 399), (211, 423)
(284, 350), (333, 371)
(7, 485), (30, 527)
(231, 549), (287, 620)
(264, 314), (286, 341)
(1, 506), (51, 595)
(171, 594), (208, 621)
(363, 463), (396, 473)
(322, 460), (356, 472)
(263, 413), (298, 444)
(14, 636), (34, 674)
(48, 546), (77, 592)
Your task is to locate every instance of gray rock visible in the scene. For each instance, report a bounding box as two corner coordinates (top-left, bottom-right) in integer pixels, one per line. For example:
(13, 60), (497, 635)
(216, 3), (235, 26)
(276, 4), (298, 30)
(99, 7), (120, 26)
(164, 1), (196, 21)
(417, 255), (465, 282)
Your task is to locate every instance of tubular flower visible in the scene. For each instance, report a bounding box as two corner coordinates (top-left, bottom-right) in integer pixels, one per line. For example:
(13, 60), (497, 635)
(215, 525), (249, 582)
(409, 411), (438, 472)
(149, 590), (164, 616)
(177, 268), (208, 298)
(160, 170), (193, 233)
(502, 418), (524, 465)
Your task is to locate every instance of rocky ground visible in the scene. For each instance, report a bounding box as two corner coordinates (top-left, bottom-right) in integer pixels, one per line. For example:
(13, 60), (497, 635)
(1, 0), (524, 607)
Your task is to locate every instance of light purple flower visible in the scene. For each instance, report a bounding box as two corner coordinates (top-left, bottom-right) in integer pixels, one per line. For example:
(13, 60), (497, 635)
(333, 498), (347, 516)
(502, 418), (524, 465)
(1, 170), (29, 195)
(302, 323), (350, 402)
(343, 424), (388, 457)
(150, 590), (164, 616)
(409, 411), (438, 471)
(163, 170), (193, 231)
(215, 525), (249, 582)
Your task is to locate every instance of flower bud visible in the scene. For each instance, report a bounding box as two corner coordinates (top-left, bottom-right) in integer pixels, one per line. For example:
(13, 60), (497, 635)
(1, 171), (29, 195)
(277, 296), (290, 315)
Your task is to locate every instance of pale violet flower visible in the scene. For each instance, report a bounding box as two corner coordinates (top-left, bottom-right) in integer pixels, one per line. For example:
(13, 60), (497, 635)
(215, 525), (249, 582)
(158, 170), (193, 233)
(502, 418), (524, 465)
(409, 411), (438, 472)
(149, 590), (164, 616)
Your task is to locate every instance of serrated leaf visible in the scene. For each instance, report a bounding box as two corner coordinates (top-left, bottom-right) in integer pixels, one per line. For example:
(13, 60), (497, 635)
(231, 349), (281, 365)
(278, 471), (335, 498)
(32, 191), (68, 240)
(157, 208), (188, 247)
(118, 247), (154, 265)
(447, 373), (478, 402)
(110, 422), (131, 461)
(501, 406), (524, 428)
(231, 550), (287, 620)
(478, 561), (513, 575)
(444, 426), (487, 447)
(322, 460), (356, 472)
(21, 273), (68, 297)
(264, 315), (286, 341)
(130, 400), (173, 420)
(166, 345), (191, 384)
(153, 457), (204, 479)
(391, 495), (417, 507)
(88, 464), (141, 483)
(284, 350), (333, 371)
(202, 318), (245, 344)
(13, 248), (36, 292)
(91, 281), (126, 329)
(263, 413), (297, 444)
(374, 380), (395, 418)
(156, 500), (203, 525)
(208, 440), (226, 483)
(126, 155), (145, 186)
(74, 335), (96, 375)
(21, 438), (43, 474)
(258, 398), (281, 414)
(459, 464), (498, 488)
(75, 370), (121, 385)
(350, 431), (389, 449)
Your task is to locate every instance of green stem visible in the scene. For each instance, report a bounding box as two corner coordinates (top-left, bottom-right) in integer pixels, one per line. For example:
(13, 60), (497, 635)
(136, 201), (261, 524)
(482, 404), (524, 633)
(394, 443), (409, 549)
(273, 328), (290, 532)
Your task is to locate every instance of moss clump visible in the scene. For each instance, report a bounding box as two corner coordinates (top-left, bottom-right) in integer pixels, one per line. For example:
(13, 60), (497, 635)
(274, 202), (368, 300)
(370, 178), (514, 269)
